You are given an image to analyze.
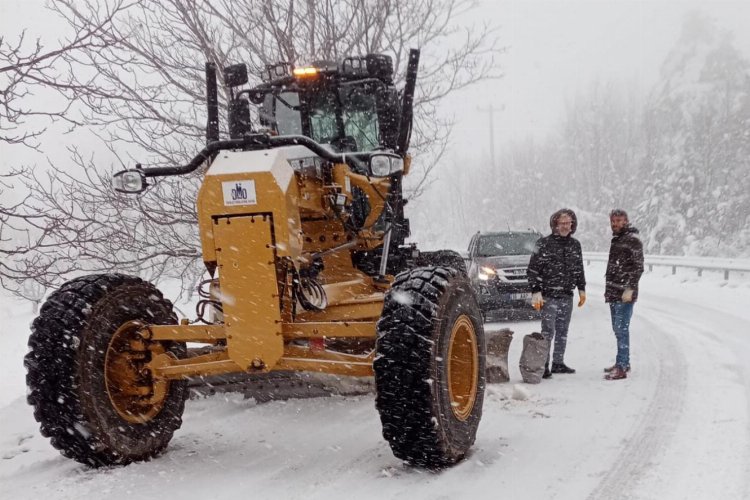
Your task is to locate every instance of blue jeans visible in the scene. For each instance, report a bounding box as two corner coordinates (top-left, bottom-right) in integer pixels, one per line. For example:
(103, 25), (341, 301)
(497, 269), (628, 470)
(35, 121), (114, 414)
(541, 296), (573, 364)
(609, 302), (634, 369)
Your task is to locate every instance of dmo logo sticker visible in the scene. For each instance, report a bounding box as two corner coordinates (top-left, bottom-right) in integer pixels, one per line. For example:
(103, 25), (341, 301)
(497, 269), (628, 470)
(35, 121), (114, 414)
(222, 180), (257, 206)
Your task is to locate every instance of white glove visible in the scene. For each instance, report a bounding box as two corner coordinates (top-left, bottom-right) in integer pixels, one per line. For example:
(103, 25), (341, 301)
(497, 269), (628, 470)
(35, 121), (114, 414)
(532, 292), (544, 311)
(622, 289), (634, 303)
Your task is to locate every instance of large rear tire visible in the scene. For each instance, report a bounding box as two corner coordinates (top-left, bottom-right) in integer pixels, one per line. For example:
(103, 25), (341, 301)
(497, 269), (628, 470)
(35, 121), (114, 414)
(374, 266), (486, 468)
(25, 274), (188, 467)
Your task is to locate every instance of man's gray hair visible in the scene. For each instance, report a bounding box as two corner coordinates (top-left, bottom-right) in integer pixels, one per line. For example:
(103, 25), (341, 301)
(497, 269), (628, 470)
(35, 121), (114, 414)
(609, 208), (628, 219)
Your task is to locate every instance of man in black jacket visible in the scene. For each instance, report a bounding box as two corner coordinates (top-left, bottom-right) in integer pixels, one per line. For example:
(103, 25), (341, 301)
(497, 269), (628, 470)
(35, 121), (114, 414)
(603, 209), (644, 380)
(527, 208), (586, 378)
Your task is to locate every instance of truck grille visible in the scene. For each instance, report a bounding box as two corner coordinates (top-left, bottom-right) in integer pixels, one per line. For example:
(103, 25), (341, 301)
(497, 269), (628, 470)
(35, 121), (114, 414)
(496, 266), (528, 283)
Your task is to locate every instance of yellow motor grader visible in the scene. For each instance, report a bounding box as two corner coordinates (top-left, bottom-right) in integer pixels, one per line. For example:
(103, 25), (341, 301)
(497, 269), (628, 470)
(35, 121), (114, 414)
(25, 50), (485, 469)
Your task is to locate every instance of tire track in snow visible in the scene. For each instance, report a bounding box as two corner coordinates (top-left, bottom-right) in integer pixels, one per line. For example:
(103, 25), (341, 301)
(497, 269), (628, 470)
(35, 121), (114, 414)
(635, 300), (750, 499)
(586, 314), (687, 500)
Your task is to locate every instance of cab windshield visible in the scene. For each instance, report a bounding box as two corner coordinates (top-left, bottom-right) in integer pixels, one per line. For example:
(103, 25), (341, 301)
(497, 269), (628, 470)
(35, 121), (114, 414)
(265, 83), (381, 152)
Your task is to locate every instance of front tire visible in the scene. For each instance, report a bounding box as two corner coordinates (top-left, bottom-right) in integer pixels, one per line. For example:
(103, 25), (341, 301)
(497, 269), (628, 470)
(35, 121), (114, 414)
(25, 274), (188, 467)
(374, 266), (486, 468)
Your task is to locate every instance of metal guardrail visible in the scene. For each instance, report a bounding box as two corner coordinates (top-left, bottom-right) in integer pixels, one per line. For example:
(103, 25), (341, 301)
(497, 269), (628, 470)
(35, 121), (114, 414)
(583, 252), (750, 281)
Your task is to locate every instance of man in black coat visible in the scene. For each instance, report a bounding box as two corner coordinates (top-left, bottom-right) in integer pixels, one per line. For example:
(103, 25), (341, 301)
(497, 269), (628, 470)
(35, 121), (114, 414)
(603, 209), (644, 380)
(527, 208), (587, 378)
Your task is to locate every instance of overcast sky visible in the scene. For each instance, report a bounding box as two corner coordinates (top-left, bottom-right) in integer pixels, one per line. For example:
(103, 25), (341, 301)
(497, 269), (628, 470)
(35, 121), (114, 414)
(1, 0), (749, 169)
(445, 0), (750, 162)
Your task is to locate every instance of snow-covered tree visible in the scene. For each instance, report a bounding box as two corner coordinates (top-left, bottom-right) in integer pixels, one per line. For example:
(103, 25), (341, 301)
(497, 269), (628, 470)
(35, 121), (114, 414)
(415, 11), (750, 257)
(639, 12), (750, 255)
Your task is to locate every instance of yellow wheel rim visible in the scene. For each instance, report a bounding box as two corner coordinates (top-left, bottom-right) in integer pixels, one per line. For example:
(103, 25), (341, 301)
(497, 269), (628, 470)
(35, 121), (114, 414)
(446, 314), (479, 421)
(105, 321), (170, 424)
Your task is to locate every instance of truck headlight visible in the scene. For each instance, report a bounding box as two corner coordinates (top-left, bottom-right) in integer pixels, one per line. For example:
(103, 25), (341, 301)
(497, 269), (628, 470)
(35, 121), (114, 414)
(112, 169), (147, 194)
(478, 266), (496, 281)
(369, 153), (404, 177)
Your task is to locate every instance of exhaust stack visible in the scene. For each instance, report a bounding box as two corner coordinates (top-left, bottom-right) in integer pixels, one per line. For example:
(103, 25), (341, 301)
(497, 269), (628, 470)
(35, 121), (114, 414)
(206, 62), (220, 145)
(396, 49), (420, 156)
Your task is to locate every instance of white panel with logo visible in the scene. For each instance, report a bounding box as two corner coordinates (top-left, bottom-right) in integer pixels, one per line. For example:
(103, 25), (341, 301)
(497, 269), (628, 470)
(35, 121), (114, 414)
(222, 180), (257, 206)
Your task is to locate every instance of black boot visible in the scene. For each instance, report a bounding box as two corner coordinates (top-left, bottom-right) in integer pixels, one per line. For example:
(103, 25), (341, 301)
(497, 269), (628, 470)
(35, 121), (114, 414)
(542, 361), (552, 379)
(551, 362), (576, 374)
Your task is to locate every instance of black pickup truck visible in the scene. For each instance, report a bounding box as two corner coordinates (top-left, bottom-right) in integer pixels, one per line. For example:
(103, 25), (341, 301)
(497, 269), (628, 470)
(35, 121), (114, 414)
(465, 230), (542, 320)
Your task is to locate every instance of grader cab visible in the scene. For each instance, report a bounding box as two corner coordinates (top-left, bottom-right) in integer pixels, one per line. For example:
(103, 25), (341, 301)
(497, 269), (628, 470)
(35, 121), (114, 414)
(25, 49), (486, 469)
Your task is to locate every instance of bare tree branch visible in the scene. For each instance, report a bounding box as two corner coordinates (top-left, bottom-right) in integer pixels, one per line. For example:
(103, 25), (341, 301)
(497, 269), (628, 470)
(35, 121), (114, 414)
(0, 0), (131, 148)
(4, 0), (503, 296)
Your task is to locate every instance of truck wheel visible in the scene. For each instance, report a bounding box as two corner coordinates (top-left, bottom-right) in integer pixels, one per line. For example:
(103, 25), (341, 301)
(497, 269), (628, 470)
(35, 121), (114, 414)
(374, 266), (486, 468)
(25, 274), (188, 467)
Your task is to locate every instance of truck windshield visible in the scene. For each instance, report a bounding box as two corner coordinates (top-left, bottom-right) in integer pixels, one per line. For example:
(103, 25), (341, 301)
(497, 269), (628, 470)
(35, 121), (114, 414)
(268, 83), (380, 151)
(477, 234), (540, 257)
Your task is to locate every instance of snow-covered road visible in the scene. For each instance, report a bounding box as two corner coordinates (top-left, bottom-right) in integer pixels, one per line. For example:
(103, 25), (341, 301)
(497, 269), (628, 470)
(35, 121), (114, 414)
(1, 263), (748, 500)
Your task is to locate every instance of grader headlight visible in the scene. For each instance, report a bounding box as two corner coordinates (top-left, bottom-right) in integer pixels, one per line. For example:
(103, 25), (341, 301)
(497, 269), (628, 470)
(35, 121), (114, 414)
(112, 169), (148, 194)
(261, 62), (293, 83)
(369, 153), (404, 177)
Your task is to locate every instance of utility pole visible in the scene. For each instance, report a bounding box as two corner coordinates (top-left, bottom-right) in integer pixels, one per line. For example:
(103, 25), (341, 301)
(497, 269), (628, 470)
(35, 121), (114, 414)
(477, 104), (502, 168)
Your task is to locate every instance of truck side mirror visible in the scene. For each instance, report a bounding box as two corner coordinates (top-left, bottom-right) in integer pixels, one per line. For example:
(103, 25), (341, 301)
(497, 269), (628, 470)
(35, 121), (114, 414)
(224, 64), (248, 87)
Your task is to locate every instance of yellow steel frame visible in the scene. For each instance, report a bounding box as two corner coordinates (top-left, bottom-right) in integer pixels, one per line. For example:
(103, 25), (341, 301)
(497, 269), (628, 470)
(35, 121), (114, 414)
(143, 321), (377, 380)
(137, 153), (399, 382)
